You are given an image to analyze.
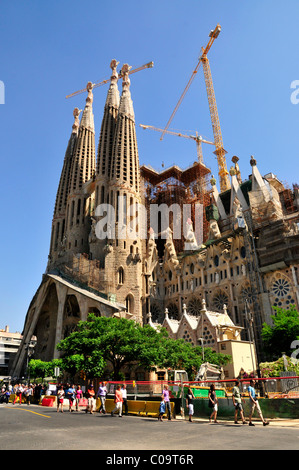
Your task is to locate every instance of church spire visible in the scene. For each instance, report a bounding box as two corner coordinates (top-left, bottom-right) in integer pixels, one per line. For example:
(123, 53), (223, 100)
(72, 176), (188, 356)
(49, 107), (82, 267)
(96, 60), (120, 178)
(53, 107), (81, 216)
(79, 81), (95, 132)
(118, 63), (135, 120)
(101, 64), (144, 324)
(110, 63), (140, 194)
(70, 83), (96, 193)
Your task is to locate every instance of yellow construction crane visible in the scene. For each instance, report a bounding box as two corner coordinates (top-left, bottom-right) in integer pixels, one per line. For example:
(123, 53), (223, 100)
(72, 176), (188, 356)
(65, 61), (154, 99)
(160, 24), (230, 192)
(140, 124), (214, 164)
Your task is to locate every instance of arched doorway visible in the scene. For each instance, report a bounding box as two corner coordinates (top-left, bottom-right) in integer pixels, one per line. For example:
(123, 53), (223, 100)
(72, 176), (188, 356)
(34, 283), (59, 362)
(62, 294), (81, 338)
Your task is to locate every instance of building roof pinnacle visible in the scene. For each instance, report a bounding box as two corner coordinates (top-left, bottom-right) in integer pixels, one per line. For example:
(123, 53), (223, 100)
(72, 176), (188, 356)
(79, 82), (95, 132)
(118, 63), (135, 120)
(72, 107), (82, 134)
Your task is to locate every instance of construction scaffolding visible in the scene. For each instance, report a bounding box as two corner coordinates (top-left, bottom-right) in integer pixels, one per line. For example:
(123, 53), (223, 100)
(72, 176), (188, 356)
(58, 253), (106, 294)
(280, 187), (297, 214)
(140, 160), (212, 256)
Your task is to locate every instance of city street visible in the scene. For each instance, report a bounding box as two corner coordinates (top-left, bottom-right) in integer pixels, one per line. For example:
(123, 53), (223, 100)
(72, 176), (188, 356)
(1, 403), (299, 453)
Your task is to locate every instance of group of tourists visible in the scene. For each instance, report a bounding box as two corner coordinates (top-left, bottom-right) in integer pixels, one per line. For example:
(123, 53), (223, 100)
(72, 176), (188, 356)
(0, 383), (46, 405)
(232, 379), (269, 426)
(183, 379), (269, 426)
(55, 382), (128, 416)
(1, 377), (269, 426)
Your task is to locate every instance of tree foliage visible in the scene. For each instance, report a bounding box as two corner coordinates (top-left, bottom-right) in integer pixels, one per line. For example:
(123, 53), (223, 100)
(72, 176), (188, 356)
(259, 355), (299, 378)
(56, 314), (231, 380)
(28, 358), (62, 380)
(261, 305), (299, 360)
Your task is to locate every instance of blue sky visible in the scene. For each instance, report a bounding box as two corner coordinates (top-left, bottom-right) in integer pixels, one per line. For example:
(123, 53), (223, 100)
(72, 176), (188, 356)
(0, 0), (298, 333)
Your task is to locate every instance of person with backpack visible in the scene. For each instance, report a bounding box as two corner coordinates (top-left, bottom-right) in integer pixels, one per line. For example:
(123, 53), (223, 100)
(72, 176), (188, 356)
(13, 383), (24, 405)
(232, 380), (247, 424)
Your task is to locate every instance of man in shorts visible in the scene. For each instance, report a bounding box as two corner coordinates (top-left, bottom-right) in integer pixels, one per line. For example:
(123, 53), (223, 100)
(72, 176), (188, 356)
(232, 379), (246, 424)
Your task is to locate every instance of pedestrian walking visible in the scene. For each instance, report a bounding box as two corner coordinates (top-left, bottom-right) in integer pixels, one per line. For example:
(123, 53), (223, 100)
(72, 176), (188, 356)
(232, 380), (247, 424)
(0, 386), (6, 403)
(86, 384), (96, 414)
(75, 385), (83, 411)
(162, 384), (172, 420)
(186, 387), (195, 422)
(158, 399), (166, 421)
(111, 385), (123, 417)
(208, 384), (218, 423)
(13, 383), (24, 405)
(96, 382), (107, 414)
(1, 386), (10, 404)
(24, 385), (33, 405)
(57, 386), (65, 412)
(121, 384), (128, 415)
(66, 384), (76, 412)
(247, 379), (269, 426)
(5, 388), (11, 404)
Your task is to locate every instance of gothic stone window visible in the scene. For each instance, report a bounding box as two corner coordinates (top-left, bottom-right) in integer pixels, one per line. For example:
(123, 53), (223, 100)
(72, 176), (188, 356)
(271, 275), (296, 309)
(201, 325), (215, 347)
(166, 302), (179, 320)
(187, 297), (202, 316)
(212, 291), (229, 312)
(241, 284), (256, 304)
(118, 267), (124, 285)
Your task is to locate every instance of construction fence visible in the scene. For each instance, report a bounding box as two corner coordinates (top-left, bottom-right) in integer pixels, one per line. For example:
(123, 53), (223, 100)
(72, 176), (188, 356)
(104, 375), (299, 400)
(8, 376), (299, 420)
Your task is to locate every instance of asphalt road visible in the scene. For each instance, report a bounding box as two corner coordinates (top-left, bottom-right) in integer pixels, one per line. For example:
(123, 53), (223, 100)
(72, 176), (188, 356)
(1, 403), (299, 455)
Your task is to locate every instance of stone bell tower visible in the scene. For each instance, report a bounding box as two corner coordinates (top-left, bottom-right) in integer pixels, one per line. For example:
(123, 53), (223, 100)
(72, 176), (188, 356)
(90, 60), (120, 264)
(48, 107), (81, 269)
(98, 63), (146, 322)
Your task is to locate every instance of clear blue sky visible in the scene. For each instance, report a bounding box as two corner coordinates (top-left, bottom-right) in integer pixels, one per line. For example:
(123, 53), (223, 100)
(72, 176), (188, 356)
(0, 0), (298, 333)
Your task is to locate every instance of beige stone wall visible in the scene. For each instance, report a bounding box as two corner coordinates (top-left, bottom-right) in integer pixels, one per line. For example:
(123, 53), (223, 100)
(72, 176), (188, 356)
(219, 340), (257, 379)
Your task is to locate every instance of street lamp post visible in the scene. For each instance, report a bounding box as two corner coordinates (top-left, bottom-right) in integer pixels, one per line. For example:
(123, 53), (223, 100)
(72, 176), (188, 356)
(198, 338), (205, 361)
(244, 299), (256, 374)
(25, 335), (37, 384)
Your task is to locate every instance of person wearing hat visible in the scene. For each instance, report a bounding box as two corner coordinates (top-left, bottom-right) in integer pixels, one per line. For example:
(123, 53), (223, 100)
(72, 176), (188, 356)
(86, 384), (96, 414)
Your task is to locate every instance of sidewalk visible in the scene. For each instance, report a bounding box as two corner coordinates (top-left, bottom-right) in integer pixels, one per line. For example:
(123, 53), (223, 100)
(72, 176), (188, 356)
(3, 402), (299, 428)
(177, 415), (299, 427)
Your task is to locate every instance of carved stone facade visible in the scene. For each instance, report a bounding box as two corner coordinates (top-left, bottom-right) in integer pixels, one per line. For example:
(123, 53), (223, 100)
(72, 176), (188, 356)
(11, 60), (299, 378)
(148, 299), (257, 378)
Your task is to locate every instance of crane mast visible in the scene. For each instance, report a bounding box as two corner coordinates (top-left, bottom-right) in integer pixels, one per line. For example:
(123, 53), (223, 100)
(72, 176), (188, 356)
(160, 24), (231, 193)
(201, 53), (230, 192)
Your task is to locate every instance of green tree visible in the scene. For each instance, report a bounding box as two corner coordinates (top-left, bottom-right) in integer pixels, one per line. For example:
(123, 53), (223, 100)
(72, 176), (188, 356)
(261, 305), (299, 360)
(28, 358), (63, 380)
(155, 335), (230, 380)
(28, 359), (52, 380)
(57, 314), (231, 380)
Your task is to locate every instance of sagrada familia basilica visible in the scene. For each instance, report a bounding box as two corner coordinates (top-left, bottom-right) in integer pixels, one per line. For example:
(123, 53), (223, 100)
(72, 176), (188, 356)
(11, 57), (299, 380)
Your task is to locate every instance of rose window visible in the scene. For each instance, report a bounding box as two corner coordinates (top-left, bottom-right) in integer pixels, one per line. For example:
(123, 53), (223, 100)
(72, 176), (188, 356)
(241, 285), (256, 304)
(151, 303), (162, 322)
(212, 291), (229, 311)
(166, 302), (179, 320)
(272, 278), (290, 297)
(187, 297), (202, 316)
(272, 278), (296, 308)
